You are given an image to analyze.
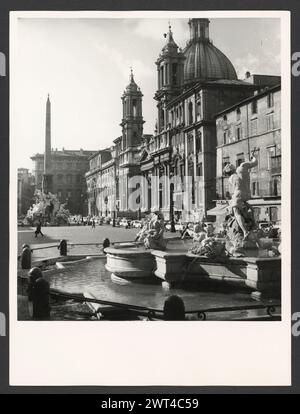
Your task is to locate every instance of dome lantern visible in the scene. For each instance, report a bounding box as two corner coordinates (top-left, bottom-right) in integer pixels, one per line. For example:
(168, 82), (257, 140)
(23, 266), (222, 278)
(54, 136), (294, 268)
(184, 18), (238, 85)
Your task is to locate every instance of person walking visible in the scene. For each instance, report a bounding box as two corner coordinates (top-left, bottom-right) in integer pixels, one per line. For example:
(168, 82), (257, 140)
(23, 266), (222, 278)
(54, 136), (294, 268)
(34, 221), (44, 238)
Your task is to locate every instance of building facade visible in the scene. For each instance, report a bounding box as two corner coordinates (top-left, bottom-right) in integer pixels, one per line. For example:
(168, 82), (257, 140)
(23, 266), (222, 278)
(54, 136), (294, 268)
(17, 168), (35, 216)
(86, 72), (152, 218)
(85, 18), (281, 223)
(215, 84), (281, 223)
(31, 96), (97, 215)
(139, 19), (260, 222)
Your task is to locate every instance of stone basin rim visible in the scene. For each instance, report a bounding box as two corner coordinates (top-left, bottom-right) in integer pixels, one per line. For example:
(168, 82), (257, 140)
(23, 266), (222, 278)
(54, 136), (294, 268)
(105, 247), (153, 255)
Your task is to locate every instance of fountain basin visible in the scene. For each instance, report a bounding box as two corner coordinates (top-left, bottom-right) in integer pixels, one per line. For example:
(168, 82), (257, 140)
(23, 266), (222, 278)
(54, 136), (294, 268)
(152, 251), (281, 295)
(105, 246), (156, 279)
(104, 241), (281, 297)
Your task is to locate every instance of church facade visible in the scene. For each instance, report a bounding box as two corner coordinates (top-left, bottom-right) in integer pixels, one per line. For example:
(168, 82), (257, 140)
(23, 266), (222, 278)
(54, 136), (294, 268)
(86, 18), (281, 222)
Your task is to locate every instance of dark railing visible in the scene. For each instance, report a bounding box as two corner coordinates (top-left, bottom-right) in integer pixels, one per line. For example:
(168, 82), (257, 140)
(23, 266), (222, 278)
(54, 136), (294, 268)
(50, 289), (280, 321)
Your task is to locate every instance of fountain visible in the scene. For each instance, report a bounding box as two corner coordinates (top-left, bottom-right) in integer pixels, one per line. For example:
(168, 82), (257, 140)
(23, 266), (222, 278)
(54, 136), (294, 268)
(105, 211), (166, 281)
(25, 189), (70, 226)
(104, 155), (281, 299)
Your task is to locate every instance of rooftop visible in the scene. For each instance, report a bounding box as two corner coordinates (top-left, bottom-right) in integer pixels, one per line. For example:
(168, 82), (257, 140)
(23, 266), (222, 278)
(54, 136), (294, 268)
(216, 83), (281, 117)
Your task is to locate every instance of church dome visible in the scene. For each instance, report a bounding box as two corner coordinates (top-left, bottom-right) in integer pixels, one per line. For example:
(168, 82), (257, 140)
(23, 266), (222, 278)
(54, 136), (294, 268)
(183, 19), (237, 85)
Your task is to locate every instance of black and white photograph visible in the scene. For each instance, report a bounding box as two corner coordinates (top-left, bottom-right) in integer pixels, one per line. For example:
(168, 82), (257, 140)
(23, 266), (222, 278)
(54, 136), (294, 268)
(9, 10), (291, 387)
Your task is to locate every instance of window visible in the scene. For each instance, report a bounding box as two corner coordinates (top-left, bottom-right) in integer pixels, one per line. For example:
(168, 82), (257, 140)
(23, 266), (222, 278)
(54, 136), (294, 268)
(269, 206), (278, 222)
(252, 182), (260, 196)
(76, 174), (81, 184)
(188, 102), (193, 125)
(172, 63), (178, 85)
(267, 146), (276, 170)
(197, 163), (203, 177)
(236, 108), (241, 121)
(251, 100), (257, 114)
(267, 113), (274, 131)
(171, 110), (174, 126)
(196, 130), (202, 152)
(271, 155), (281, 174)
(271, 177), (281, 196)
(187, 134), (193, 154)
(67, 190), (72, 199)
(223, 157), (230, 170)
(57, 190), (62, 200)
(250, 118), (258, 136)
(267, 93), (274, 108)
(223, 131), (227, 145)
(196, 99), (202, 121)
(236, 153), (244, 167)
(132, 99), (137, 117)
(179, 106), (183, 121)
(66, 174), (72, 184)
(160, 109), (165, 130)
(236, 126), (242, 141)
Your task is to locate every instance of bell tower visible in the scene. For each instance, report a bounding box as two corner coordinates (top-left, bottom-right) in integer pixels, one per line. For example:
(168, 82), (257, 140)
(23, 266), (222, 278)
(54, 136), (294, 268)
(120, 69), (144, 153)
(118, 70), (144, 212)
(154, 23), (185, 133)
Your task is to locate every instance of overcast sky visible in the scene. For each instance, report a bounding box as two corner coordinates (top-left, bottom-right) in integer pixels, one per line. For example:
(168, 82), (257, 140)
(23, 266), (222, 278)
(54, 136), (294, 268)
(13, 17), (281, 170)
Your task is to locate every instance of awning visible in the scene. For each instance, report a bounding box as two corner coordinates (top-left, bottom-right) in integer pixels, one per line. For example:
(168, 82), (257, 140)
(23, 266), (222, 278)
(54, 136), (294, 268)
(207, 204), (229, 216)
(248, 199), (281, 206)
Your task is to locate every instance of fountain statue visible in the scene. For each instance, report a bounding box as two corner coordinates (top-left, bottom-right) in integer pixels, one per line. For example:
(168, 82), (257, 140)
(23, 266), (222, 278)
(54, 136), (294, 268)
(222, 151), (261, 256)
(136, 211), (167, 251)
(189, 151), (281, 258)
(26, 189), (70, 226)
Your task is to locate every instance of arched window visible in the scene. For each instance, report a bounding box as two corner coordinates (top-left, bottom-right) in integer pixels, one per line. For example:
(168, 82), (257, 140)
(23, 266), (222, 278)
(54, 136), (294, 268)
(197, 100), (201, 120)
(188, 102), (193, 125)
(132, 99), (137, 117)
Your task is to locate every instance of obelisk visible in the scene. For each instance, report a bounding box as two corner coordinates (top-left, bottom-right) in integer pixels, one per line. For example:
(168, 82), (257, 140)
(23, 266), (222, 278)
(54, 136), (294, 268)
(42, 94), (53, 194)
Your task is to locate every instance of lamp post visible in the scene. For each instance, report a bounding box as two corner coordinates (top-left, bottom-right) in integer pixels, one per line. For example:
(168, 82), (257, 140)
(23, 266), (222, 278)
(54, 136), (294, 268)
(169, 169), (176, 233)
(104, 195), (108, 217)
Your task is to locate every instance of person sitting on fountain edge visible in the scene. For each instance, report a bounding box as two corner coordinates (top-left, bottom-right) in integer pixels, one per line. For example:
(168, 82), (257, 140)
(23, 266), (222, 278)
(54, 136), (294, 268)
(223, 150), (257, 240)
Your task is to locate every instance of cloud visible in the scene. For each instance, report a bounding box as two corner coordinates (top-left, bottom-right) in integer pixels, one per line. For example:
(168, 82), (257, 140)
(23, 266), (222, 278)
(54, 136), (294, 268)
(234, 51), (281, 78)
(96, 42), (153, 82)
(133, 18), (188, 47)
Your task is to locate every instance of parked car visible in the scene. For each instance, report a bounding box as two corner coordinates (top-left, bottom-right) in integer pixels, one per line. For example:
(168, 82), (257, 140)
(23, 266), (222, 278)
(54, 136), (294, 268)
(103, 217), (111, 225)
(165, 221), (184, 232)
(131, 220), (142, 228)
(120, 218), (132, 228)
